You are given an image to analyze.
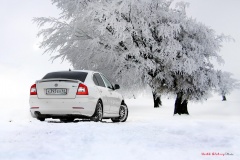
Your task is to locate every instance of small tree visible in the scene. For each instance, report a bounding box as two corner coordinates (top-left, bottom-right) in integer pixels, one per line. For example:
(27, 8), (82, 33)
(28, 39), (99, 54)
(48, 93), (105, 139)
(216, 71), (239, 101)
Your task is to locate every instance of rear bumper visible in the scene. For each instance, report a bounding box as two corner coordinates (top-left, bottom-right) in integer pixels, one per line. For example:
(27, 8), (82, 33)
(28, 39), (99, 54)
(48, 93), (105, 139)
(29, 95), (97, 118)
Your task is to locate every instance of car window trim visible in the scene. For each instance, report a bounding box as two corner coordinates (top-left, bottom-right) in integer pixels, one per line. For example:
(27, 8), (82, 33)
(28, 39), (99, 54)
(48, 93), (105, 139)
(93, 73), (106, 88)
(100, 74), (114, 90)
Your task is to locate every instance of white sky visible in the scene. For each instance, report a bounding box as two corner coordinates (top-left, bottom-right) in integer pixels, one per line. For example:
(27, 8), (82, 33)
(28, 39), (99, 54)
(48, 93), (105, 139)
(0, 0), (240, 107)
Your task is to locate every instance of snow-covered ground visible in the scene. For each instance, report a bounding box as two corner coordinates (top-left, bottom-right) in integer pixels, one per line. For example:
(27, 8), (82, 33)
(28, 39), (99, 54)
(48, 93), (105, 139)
(0, 93), (240, 160)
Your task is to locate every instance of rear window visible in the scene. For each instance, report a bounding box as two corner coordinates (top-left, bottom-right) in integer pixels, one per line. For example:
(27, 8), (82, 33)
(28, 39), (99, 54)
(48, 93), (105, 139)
(42, 71), (88, 82)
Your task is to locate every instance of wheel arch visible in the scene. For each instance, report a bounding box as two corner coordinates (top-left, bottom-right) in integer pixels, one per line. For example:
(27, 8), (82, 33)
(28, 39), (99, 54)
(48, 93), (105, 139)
(90, 98), (103, 117)
(97, 98), (104, 110)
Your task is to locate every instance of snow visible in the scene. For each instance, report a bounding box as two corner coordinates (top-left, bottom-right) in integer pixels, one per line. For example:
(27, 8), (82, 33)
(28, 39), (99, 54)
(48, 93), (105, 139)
(0, 92), (240, 160)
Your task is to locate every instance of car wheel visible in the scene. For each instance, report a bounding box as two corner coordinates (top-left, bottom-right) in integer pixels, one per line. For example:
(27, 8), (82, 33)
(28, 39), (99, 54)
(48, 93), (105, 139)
(60, 118), (75, 123)
(111, 104), (128, 122)
(37, 117), (45, 122)
(91, 101), (103, 122)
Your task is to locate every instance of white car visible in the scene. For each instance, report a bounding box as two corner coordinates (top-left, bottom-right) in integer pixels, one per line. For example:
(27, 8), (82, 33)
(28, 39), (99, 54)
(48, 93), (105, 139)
(29, 70), (128, 122)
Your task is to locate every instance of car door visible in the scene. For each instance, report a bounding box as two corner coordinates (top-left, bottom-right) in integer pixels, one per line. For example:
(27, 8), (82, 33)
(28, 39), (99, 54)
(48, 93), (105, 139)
(93, 73), (111, 113)
(100, 74), (122, 114)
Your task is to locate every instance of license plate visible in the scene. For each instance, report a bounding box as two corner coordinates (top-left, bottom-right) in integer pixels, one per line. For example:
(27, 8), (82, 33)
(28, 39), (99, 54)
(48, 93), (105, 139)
(46, 88), (67, 95)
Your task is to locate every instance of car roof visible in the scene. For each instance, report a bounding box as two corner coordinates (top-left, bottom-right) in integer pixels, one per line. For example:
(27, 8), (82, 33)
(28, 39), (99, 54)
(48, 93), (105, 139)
(50, 70), (102, 75)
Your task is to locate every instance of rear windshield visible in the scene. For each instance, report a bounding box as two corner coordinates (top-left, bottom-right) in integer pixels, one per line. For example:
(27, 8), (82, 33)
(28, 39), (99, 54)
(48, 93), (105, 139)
(42, 71), (88, 82)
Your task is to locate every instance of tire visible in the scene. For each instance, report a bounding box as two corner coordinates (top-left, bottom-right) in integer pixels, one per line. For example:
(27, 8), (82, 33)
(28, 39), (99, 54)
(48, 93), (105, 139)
(111, 104), (128, 122)
(60, 118), (75, 123)
(37, 117), (45, 122)
(91, 101), (103, 122)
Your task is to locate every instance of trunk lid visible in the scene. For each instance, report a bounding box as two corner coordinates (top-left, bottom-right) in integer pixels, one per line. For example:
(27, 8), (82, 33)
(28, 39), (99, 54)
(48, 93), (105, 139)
(36, 78), (81, 99)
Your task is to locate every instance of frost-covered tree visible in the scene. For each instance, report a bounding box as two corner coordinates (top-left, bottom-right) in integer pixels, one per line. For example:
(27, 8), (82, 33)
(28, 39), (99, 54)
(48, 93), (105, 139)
(216, 71), (239, 101)
(34, 0), (148, 97)
(34, 0), (227, 115)
(166, 14), (225, 115)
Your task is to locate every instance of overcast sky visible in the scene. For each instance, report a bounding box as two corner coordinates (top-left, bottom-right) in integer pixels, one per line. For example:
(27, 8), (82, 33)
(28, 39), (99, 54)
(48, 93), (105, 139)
(0, 0), (240, 107)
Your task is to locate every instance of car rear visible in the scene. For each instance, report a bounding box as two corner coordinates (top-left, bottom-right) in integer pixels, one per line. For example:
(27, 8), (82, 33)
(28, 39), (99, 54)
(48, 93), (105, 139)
(29, 71), (97, 120)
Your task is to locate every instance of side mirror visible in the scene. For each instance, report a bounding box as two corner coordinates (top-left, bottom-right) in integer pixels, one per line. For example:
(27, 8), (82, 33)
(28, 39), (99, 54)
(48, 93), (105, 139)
(114, 84), (120, 90)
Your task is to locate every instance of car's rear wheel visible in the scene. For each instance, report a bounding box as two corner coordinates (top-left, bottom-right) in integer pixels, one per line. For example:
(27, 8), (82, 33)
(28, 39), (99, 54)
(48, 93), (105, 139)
(37, 117), (45, 122)
(60, 118), (75, 123)
(91, 101), (103, 122)
(111, 104), (128, 122)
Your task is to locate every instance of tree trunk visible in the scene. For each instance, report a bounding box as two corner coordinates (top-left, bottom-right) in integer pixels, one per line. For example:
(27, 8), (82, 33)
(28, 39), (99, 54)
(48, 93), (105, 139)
(222, 95), (227, 101)
(152, 91), (162, 108)
(174, 92), (182, 114)
(181, 100), (189, 115)
(174, 92), (189, 115)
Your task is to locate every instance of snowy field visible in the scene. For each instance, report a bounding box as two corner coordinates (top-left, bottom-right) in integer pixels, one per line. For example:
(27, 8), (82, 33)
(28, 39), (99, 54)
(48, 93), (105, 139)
(0, 92), (240, 160)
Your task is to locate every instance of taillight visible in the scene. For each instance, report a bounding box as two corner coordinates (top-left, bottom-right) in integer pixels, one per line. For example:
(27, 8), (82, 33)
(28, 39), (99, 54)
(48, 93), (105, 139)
(76, 83), (88, 95)
(30, 84), (37, 95)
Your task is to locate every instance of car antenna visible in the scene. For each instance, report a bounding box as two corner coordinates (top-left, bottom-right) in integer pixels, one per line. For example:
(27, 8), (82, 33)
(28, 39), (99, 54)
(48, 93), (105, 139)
(69, 68), (71, 71)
